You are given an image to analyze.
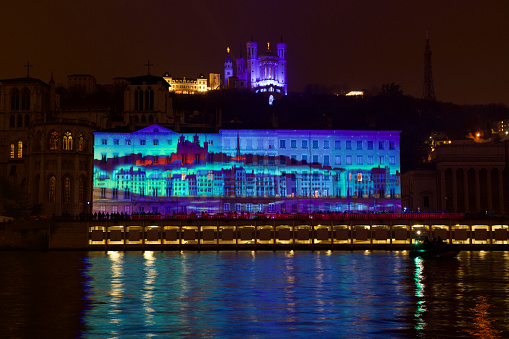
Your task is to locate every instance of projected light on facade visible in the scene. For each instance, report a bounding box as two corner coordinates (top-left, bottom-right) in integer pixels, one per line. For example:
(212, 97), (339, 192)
(93, 125), (401, 214)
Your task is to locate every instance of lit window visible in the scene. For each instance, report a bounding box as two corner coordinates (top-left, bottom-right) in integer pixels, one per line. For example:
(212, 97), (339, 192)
(78, 135), (84, 151)
(358, 173), (362, 182)
(63, 131), (72, 150)
(17, 140), (23, 158)
(10, 144), (14, 159)
(49, 176), (56, 202)
(49, 131), (59, 150)
(346, 156), (352, 165)
(335, 156), (341, 165)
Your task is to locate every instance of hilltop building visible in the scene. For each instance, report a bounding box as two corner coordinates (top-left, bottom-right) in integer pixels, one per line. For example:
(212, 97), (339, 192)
(224, 38), (287, 100)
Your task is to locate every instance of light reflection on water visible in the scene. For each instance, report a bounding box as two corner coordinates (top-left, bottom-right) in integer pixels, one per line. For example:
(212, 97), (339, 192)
(1, 251), (509, 338)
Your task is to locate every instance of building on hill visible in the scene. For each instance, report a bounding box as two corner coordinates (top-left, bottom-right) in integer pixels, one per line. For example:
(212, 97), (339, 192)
(67, 74), (97, 95)
(162, 73), (208, 94)
(224, 38), (287, 100)
(93, 125), (401, 215)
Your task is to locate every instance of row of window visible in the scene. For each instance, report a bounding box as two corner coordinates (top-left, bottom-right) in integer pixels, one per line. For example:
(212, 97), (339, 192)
(49, 131), (85, 151)
(10, 88), (30, 111)
(47, 175), (86, 203)
(134, 88), (154, 111)
(224, 139), (396, 151)
(9, 114), (30, 128)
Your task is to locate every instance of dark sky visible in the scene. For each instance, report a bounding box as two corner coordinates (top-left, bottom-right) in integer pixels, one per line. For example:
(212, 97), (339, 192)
(1, 0), (508, 106)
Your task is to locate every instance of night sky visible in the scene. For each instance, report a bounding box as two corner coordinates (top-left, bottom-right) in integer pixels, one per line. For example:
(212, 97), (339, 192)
(1, 0), (508, 106)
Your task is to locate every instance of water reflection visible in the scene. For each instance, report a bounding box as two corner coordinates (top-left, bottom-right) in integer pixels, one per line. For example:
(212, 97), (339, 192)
(2, 251), (509, 338)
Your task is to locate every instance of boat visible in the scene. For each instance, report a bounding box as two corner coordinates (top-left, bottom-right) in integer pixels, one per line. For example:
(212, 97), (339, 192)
(409, 240), (460, 259)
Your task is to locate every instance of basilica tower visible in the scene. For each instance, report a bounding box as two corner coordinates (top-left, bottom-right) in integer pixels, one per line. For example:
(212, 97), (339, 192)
(224, 47), (233, 86)
(277, 37), (287, 95)
(246, 39), (258, 89)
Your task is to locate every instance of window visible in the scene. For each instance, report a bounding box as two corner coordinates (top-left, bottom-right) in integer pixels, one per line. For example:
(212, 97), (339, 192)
(423, 196), (430, 208)
(63, 176), (71, 203)
(324, 155), (330, 166)
(335, 155), (341, 165)
(224, 203), (230, 211)
(153, 139), (159, 145)
(258, 203), (263, 212)
(247, 203), (252, 212)
(113, 153), (119, 163)
(334, 140), (341, 150)
(357, 141), (362, 150)
(10, 88), (19, 111)
(379, 156), (385, 165)
(236, 203), (241, 212)
(312, 140), (318, 149)
(49, 176), (56, 202)
(21, 88), (30, 110)
(368, 141), (373, 150)
(63, 131), (73, 150)
(101, 153), (107, 163)
(9, 115), (15, 128)
(17, 140), (22, 158)
(268, 139), (274, 149)
(113, 139), (119, 145)
(291, 155), (297, 165)
(346, 141), (352, 150)
(302, 140), (307, 149)
(126, 139), (131, 145)
(357, 173), (363, 182)
(389, 156), (396, 165)
(367, 155), (374, 165)
(280, 140), (286, 149)
(101, 139), (107, 145)
(378, 142), (384, 150)
(167, 139), (173, 146)
(356, 155), (362, 165)
(346, 156), (352, 165)
(78, 135), (84, 151)
(280, 155), (286, 165)
(17, 115), (22, 128)
(269, 203), (275, 213)
(302, 154), (307, 163)
(140, 139), (146, 145)
(324, 140), (330, 149)
(50, 131), (59, 150)
(389, 142), (395, 150)
(10, 144), (15, 159)
(24, 115), (29, 127)
(313, 155), (318, 163)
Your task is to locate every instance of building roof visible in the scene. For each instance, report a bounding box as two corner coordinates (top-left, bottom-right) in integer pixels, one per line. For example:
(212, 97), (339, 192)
(126, 74), (170, 89)
(0, 76), (49, 87)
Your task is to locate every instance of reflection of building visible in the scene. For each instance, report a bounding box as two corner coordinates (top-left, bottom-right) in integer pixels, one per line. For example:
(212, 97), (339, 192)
(224, 38), (287, 98)
(402, 139), (507, 213)
(93, 125), (401, 214)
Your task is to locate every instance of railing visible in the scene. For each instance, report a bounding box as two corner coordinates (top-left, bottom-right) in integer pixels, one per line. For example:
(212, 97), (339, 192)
(125, 212), (465, 221)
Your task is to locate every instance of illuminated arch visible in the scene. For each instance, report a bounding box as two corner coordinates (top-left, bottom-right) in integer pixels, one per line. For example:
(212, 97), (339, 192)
(78, 134), (84, 151)
(63, 131), (73, 150)
(49, 131), (59, 150)
(48, 176), (56, 202)
(17, 140), (23, 158)
(10, 143), (14, 159)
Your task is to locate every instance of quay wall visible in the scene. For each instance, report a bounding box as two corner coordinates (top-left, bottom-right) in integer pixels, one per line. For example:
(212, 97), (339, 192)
(2, 215), (509, 251)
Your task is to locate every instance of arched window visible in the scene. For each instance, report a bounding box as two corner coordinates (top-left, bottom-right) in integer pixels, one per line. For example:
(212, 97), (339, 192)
(17, 115), (23, 127)
(148, 114), (154, 123)
(50, 131), (59, 150)
(145, 90), (150, 111)
(63, 131), (73, 150)
(9, 115), (15, 128)
(10, 144), (15, 159)
(78, 134), (84, 151)
(24, 115), (30, 127)
(21, 88), (30, 110)
(63, 176), (71, 203)
(17, 140), (23, 158)
(49, 176), (56, 202)
(141, 115), (146, 123)
(78, 176), (84, 203)
(149, 88), (154, 110)
(134, 89), (139, 111)
(138, 88), (144, 111)
(10, 88), (19, 111)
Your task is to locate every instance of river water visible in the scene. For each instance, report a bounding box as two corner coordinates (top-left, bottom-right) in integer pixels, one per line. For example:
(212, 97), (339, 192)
(0, 250), (507, 338)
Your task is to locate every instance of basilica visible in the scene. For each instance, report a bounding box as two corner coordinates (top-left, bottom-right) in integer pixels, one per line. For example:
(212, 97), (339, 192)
(224, 38), (287, 101)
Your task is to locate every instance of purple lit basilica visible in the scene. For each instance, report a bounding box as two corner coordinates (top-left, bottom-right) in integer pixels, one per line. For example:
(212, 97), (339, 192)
(224, 38), (287, 99)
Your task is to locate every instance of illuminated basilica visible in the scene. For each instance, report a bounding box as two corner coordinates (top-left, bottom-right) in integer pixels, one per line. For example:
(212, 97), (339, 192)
(224, 38), (287, 100)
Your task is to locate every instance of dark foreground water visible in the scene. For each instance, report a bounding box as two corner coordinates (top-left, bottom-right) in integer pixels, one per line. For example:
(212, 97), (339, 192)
(1, 251), (508, 338)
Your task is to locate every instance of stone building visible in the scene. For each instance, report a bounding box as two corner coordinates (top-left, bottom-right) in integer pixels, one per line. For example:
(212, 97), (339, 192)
(402, 139), (507, 214)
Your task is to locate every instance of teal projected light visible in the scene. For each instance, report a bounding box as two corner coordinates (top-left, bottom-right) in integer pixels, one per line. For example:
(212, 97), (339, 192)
(93, 125), (401, 214)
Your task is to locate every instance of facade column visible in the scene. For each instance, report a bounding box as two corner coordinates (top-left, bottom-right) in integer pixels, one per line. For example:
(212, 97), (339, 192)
(440, 169), (446, 211)
(499, 168), (505, 213)
(452, 168), (458, 211)
(475, 168), (481, 212)
(463, 167), (469, 212)
(487, 168), (493, 212)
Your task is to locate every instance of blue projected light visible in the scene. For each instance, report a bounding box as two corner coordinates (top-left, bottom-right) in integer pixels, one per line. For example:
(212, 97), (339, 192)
(93, 125), (401, 214)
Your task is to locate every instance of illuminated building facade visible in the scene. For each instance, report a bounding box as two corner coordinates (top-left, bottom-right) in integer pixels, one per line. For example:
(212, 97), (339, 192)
(224, 39), (287, 98)
(93, 125), (400, 214)
(162, 73), (208, 94)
